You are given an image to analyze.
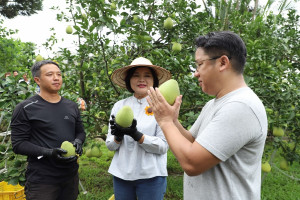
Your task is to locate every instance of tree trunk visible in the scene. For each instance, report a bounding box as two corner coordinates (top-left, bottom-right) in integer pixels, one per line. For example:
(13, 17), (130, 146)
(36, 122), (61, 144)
(252, 0), (259, 20)
(235, 0), (240, 10)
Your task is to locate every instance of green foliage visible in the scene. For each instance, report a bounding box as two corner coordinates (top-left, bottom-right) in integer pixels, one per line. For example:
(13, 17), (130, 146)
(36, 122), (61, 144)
(78, 144), (114, 200)
(0, 150), (27, 186)
(0, 76), (36, 118)
(0, 0), (299, 192)
(261, 142), (300, 199)
(76, 142), (300, 200)
(0, 77), (36, 185)
(44, 0), (300, 171)
(51, 0), (299, 162)
(0, 20), (36, 74)
(77, 143), (184, 200)
(0, 0), (43, 19)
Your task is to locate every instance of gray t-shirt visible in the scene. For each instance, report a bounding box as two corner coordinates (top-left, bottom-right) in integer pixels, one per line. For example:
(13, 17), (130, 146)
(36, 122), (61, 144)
(185, 87), (268, 200)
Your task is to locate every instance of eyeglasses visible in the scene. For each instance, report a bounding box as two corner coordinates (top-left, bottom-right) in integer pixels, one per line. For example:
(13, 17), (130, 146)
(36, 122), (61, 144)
(192, 55), (231, 73)
(192, 56), (221, 73)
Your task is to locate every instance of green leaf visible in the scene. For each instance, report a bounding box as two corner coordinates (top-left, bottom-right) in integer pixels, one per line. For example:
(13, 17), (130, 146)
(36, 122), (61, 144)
(7, 178), (19, 186)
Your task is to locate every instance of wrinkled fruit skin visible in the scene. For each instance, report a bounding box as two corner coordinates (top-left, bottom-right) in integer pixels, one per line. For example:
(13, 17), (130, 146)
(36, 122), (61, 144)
(273, 127), (284, 137)
(133, 15), (139, 23)
(110, 3), (116, 10)
(91, 146), (102, 157)
(35, 55), (43, 62)
(159, 79), (180, 105)
(164, 17), (173, 29)
(280, 159), (289, 171)
(115, 106), (134, 127)
(85, 148), (92, 157)
(261, 162), (271, 173)
(61, 141), (76, 157)
(172, 42), (182, 52)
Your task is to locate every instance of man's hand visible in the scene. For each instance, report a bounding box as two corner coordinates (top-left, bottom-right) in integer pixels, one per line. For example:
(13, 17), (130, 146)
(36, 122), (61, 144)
(147, 87), (182, 126)
(42, 148), (77, 163)
(72, 139), (83, 156)
(110, 115), (124, 142)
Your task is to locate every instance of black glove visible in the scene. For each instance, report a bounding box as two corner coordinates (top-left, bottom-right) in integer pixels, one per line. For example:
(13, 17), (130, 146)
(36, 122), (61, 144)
(110, 115), (124, 142)
(72, 139), (83, 156)
(42, 148), (77, 163)
(116, 119), (143, 142)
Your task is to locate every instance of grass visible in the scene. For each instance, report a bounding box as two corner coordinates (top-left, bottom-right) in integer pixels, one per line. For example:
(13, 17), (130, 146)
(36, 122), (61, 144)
(2, 138), (298, 200)
(77, 143), (184, 200)
(261, 142), (300, 200)
(78, 141), (300, 200)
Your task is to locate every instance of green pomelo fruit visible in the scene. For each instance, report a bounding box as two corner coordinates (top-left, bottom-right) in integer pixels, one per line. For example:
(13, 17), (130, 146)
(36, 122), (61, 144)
(171, 12), (176, 18)
(82, 13), (87, 19)
(35, 55), (43, 62)
(85, 148), (92, 157)
(279, 159), (289, 171)
(273, 127), (284, 137)
(172, 42), (182, 52)
(288, 142), (295, 150)
(143, 36), (152, 41)
(164, 17), (173, 29)
(61, 141), (76, 157)
(102, 125), (108, 134)
(110, 3), (116, 10)
(115, 106), (134, 127)
(133, 15), (139, 23)
(107, 150), (115, 159)
(261, 162), (271, 173)
(66, 25), (73, 34)
(159, 79), (180, 105)
(91, 146), (102, 157)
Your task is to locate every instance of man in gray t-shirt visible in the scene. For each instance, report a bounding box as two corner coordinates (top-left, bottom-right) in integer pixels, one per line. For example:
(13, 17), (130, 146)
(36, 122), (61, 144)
(147, 31), (268, 200)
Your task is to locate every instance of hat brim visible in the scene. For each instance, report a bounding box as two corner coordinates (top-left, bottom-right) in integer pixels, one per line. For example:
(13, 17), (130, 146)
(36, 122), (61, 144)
(111, 64), (171, 88)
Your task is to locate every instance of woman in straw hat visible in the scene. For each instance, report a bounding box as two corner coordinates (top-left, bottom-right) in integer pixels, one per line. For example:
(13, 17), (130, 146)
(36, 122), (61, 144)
(106, 57), (171, 200)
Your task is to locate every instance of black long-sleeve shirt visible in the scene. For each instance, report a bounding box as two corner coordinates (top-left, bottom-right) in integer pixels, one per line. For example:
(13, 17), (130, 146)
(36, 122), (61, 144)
(11, 95), (86, 184)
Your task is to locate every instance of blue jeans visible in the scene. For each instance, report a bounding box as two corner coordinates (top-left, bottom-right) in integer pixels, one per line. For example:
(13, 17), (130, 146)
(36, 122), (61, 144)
(113, 176), (167, 200)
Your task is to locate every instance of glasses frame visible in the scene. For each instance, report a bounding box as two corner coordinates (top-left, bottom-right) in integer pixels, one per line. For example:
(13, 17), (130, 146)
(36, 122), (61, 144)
(192, 55), (232, 73)
(192, 56), (221, 73)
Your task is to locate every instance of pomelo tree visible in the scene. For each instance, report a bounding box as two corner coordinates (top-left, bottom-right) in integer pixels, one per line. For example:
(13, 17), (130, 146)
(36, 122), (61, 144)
(0, 0), (299, 186)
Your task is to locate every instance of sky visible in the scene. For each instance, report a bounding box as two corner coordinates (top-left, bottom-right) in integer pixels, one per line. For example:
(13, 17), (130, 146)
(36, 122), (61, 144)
(2, 0), (77, 58)
(1, 0), (299, 59)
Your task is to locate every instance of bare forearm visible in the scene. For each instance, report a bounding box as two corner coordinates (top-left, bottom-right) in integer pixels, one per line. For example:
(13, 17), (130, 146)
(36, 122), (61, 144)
(159, 121), (194, 166)
(160, 121), (221, 176)
(174, 120), (195, 142)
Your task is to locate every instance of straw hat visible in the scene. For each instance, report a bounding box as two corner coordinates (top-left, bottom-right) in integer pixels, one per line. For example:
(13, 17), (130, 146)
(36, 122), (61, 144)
(111, 57), (171, 88)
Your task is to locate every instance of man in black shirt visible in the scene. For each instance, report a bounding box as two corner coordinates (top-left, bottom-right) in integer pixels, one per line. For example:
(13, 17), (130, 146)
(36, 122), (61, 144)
(11, 60), (86, 200)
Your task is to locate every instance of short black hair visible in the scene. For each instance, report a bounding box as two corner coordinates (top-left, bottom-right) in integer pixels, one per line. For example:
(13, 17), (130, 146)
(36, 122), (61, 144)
(195, 31), (247, 74)
(31, 60), (60, 78)
(125, 67), (159, 93)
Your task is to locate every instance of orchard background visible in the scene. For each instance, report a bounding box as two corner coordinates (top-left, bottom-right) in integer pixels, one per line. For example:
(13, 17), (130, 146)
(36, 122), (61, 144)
(0, 0), (299, 199)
